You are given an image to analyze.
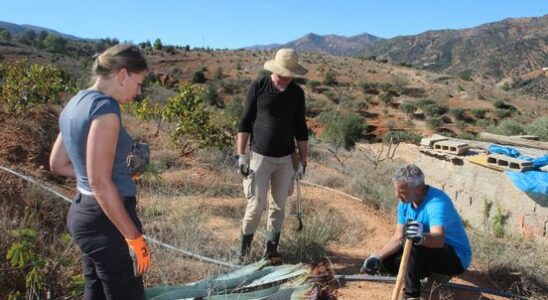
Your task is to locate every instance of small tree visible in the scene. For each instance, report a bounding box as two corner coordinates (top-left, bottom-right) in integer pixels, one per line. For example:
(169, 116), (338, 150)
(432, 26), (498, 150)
(323, 68), (338, 86)
(379, 92), (393, 107)
(0, 28), (12, 41)
(316, 111), (364, 149)
(37, 30), (48, 48)
(203, 82), (223, 108)
(0, 61), (73, 113)
(162, 83), (236, 150)
(213, 66), (223, 80)
(191, 70), (207, 83)
(43, 34), (67, 52)
(153, 38), (163, 50)
(399, 101), (417, 117)
(19, 30), (37, 45)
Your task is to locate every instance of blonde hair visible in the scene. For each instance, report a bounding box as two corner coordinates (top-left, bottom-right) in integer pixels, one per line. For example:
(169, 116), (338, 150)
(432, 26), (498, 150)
(91, 43), (147, 82)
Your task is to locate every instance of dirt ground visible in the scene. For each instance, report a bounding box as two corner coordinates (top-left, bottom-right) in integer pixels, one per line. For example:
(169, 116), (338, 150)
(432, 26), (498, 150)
(0, 109), (533, 299)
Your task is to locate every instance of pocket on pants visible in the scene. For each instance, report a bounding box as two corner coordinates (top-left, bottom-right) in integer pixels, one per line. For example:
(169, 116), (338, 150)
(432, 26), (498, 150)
(243, 172), (255, 199)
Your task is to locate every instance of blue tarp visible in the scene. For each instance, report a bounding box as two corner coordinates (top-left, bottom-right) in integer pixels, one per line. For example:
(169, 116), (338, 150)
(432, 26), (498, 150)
(504, 171), (548, 196)
(488, 144), (548, 196)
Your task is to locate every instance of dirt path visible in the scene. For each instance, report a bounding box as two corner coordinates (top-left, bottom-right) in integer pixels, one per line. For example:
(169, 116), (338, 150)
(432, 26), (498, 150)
(147, 165), (512, 299)
(298, 184), (509, 300)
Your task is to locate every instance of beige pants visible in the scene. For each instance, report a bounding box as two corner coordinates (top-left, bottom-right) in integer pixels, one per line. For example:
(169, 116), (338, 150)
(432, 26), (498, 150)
(241, 152), (295, 235)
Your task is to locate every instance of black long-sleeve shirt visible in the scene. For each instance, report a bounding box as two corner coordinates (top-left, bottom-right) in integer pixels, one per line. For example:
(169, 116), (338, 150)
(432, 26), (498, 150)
(238, 76), (308, 157)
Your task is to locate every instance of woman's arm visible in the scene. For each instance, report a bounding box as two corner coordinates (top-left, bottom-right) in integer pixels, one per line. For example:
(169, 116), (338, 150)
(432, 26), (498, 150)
(87, 114), (140, 239)
(49, 133), (76, 178)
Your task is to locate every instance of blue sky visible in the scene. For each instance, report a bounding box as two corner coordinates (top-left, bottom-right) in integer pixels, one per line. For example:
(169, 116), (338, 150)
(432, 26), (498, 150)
(1, 0), (546, 49)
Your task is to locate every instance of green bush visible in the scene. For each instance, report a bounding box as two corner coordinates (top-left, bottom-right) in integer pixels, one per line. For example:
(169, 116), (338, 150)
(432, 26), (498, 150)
(213, 66), (223, 80)
(416, 99), (448, 117)
(487, 119), (526, 136)
(399, 101), (417, 116)
(382, 130), (421, 144)
(163, 83), (236, 150)
(379, 92), (393, 106)
(281, 208), (342, 263)
(203, 82), (223, 108)
(43, 34), (67, 52)
(525, 117), (548, 141)
(493, 100), (516, 111)
(225, 96), (243, 120)
(470, 108), (488, 119)
(191, 70), (207, 83)
(323, 68), (338, 86)
(359, 81), (378, 94)
(426, 116), (443, 129)
(0, 61), (73, 113)
(494, 108), (512, 119)
(316, 111), (364, 149)
(449, 108), (467, 121)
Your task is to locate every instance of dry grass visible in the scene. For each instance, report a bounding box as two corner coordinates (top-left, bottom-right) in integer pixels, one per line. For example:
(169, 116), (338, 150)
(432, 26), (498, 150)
(469, 230), (548, 299)
(307, 141), (402, 213)
(0, 175), (80, 299)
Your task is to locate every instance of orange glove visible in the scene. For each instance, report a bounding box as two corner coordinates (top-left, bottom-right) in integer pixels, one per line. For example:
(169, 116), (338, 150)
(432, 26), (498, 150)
(125, 235), (151, 276)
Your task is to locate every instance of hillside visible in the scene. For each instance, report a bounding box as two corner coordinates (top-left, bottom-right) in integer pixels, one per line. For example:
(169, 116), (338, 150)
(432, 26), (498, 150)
(248, 32), (383, 56)
(1, 27), (547, 299)
(0, 20), (82, 40)
(246, 14), (548, 83)
(360, 14), (548, 80)
(2, 36), (547, 143)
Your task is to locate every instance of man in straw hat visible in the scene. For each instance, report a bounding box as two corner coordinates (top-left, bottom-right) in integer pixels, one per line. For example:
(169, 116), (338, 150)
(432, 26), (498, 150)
(235, 48), (309, 263)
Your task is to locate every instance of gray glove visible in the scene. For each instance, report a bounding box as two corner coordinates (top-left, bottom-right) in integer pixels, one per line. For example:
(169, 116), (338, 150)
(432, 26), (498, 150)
(360, 255), (381, 274)
(296, 162), (306, 179)
(236, 154), (251, 177)
(126, 142), (150, 176)
(404, 221), (425, 245)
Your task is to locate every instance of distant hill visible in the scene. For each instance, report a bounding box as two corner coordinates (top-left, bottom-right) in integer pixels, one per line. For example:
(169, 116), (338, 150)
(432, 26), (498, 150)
(0, 20), (82, 40)
(360, 14), (548, 79)
(246, 32), (383, 56)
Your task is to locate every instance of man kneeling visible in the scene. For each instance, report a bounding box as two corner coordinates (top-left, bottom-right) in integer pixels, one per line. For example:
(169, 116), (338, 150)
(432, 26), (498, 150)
(361, 164), (471, 299)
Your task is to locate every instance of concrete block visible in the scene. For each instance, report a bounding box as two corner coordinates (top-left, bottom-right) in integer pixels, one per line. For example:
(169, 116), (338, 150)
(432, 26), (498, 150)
(420, 136), (448, 148)
(486, 154), (534, 172)
(432, 140), (470, 155)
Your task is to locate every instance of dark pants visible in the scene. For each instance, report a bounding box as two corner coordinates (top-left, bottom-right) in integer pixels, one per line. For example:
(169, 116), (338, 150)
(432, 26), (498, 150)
(383, 244), (465, 298)
(67, 193), (144, 300)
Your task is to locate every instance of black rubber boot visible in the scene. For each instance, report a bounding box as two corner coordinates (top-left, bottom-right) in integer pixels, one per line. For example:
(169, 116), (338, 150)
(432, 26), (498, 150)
(265, 231), (282, 264)
(240, 233), (254, 264)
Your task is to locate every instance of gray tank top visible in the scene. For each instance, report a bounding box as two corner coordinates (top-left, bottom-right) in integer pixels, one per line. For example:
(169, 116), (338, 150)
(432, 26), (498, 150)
(59, 89), (137, 197)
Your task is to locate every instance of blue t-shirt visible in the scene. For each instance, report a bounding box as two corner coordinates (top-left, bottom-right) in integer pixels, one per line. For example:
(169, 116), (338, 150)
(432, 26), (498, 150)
(397, 186), (472, 269)
(59, 89), (136, 197)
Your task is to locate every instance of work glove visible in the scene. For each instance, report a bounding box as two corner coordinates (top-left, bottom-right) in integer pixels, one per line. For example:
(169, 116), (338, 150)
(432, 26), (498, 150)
(404, 221), (425, 245)
(126, 142), (150, 178)
(125, 235), (151, 277)
(236, 154), (251, 177)
(360, 255), (381, 274)
(296, 162), (306, 180)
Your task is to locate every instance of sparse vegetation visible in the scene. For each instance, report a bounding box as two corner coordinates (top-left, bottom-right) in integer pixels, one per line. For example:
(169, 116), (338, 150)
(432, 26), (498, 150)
(0, 61), (73, 113)
(316, 111), (364, 149)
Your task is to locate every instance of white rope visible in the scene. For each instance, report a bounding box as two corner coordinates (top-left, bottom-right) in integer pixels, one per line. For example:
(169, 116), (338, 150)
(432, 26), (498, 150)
(301, 180), (364, 203)
(0, 165), (238, 269)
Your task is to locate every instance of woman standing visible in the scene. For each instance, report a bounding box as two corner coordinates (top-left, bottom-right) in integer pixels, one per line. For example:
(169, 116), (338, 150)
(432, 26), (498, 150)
(50, 44), (150, 299)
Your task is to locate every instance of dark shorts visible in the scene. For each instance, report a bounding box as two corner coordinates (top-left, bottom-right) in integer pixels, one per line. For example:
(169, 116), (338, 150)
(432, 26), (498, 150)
(67, 193), (144, 300)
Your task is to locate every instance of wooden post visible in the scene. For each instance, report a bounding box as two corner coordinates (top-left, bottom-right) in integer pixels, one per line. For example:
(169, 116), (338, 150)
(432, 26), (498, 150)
(391, 239), (413, 300)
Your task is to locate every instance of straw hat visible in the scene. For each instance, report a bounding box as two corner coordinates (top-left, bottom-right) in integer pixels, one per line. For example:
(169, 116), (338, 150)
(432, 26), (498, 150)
(264, 48), (308, 78)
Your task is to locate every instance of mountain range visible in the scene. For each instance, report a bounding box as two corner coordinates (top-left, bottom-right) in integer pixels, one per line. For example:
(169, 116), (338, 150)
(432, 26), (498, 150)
(247, 14), (548, 79)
